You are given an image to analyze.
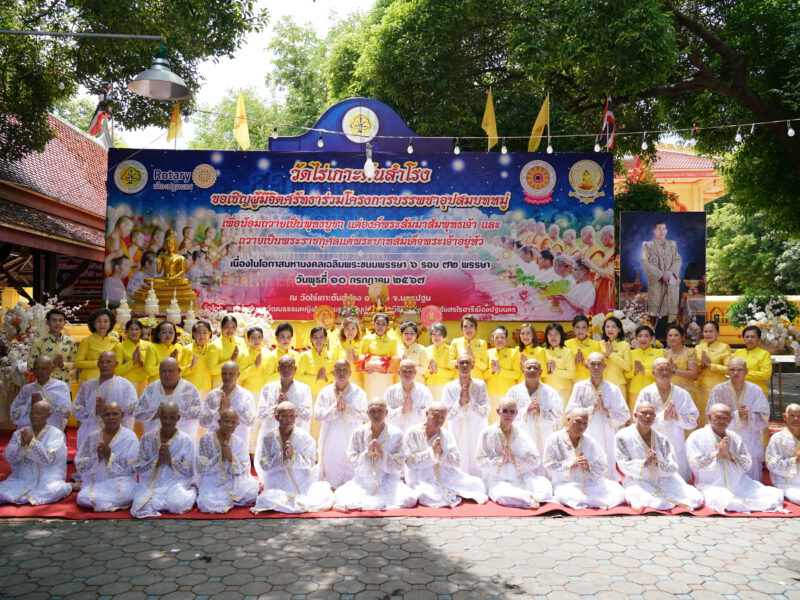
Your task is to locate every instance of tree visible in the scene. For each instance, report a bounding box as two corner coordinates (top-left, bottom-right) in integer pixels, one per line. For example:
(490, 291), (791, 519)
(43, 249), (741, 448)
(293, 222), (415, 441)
(775, 242), (800, 293)
(0, 1), (268, 162)
(52, 97), (96, 133)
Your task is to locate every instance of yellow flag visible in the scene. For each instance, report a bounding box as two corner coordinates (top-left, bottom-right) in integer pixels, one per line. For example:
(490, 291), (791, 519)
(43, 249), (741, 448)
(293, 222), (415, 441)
(528, 94), (550, 152)
(233, 90), (250, 150)
(481, 87), (498, 150)
(166, 102), (182, 141)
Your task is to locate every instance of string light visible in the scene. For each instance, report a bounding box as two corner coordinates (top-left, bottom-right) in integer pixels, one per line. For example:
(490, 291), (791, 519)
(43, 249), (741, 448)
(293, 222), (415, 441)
(735, 126), (743, 143)
(271, 127), (278, 139)
(317, 133), (324, 148)
(546, 142), (553, 154)
(750, 123), (755, 134)
(500, 139), (507, 154)
(593, 136), (601, 152)
(641, 132), (648, 151)
(789, 121), (796, 137)
(406, 138), (413, 154)
(453, 138), (460, 154)
(363, 143), (375, 179)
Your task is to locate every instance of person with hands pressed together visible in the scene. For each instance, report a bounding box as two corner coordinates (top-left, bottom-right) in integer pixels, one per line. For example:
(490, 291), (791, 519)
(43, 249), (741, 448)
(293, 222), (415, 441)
(11, 356), (71, 431)
(449, 314), (489, 380)
(115, 319), (153, 396)
(424, 322), (454, 403)
(384, 359), (432, 432)
(766, 404), (800, 503)
(135, 357), (202, 439)
(484, 326), (522, 423)
(144, 321), (184, 383)
(442, 354), (490, 476)
(27, 308), (76, 386)
(200, 361), (255, 446)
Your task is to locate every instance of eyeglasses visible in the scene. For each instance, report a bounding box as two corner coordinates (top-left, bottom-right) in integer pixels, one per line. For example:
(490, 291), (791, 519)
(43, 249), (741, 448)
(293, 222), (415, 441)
(500, 408), (517, 414)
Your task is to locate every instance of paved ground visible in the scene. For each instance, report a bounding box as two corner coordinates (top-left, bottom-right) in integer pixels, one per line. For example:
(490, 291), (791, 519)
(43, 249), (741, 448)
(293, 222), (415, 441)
(2, 516), (800, 599)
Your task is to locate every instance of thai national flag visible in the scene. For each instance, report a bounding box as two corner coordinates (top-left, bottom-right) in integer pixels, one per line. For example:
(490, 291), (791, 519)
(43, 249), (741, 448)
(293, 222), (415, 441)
(598, 97), (615, 149)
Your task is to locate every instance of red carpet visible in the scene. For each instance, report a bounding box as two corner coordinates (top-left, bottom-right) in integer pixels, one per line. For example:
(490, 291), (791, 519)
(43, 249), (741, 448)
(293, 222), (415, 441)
(1, 429), (798, 520)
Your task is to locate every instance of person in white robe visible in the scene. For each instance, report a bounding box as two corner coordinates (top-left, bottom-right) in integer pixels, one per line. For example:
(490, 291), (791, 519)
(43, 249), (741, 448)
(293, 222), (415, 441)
(565, 353), (630, 480)
(383, 359), (432, 432)
(634, 358), (699, 482)
(73, 351), (138, 450)
(252, 401), (334, 514)
(0, 401), (72, 505)
(766, 404), (800, 503)
(403, 402), (488, 507)
(506, 359), (563, 475)
(196, 408), (258, 513)
(476, 397), (553, 508)
(442, 354), (489, 476)
(200, 361), (255, 445)
(615, 401), (703, 510)
(11, 356), (71, 431)
(707, 358), (770, 481)
(333, 398), (417, 511)
(315, 359), (368, 488)
(130, 401), (197, 518)
(686, 403), (784, 513)
(75, 402), (139, 512)
(543, 407), (625, 510)
(135, 358), (202, 440)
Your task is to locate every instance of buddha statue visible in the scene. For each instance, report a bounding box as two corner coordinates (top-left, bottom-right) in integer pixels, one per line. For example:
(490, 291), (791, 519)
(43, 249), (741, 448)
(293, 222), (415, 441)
(131, 228), (197, 313)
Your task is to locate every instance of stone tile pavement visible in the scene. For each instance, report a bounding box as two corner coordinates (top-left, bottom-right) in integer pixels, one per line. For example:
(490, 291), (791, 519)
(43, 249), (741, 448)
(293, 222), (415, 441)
(2, 516), (800, 599)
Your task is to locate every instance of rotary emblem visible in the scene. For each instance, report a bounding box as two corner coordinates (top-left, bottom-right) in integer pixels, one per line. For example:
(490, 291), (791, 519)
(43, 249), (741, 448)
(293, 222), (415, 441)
(568, 160), (604, 204)
(342, 106), (379, 143)
(113, 160), (148, 194)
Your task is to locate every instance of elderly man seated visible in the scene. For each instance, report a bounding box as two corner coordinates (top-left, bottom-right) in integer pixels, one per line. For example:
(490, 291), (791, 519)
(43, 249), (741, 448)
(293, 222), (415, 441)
(75, 402), (139, 512)
(707, 357), (771, 481)
(252, 401), (334, 514)
(403, 402), (488, 508)
(11, 356), (71, 431)
(333, 398), (417, 511)
(442, 355), (490, 476)
(130, 401), (197, 518)
(476, 398), (553, 508)
(543, 407), (625, 510)
(686, 403), (784, 513)
(615, 401), (703, 511)
(0, 400), (72, 505)
(383, 359), (433, 432)
(200, 361), (256, 446)
(766, 404), (800, 503)
(196, 408), (259, 513)
(135, 358), (202, 440)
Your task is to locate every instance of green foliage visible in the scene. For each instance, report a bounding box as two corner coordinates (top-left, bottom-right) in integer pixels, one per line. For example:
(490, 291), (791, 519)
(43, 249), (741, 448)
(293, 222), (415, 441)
(776, 242), (800, 292)
(0, 0), (268, 161)
(727, 292), (799, 328)
(614, 179), (675, 214)
(52, 97), (96, 132)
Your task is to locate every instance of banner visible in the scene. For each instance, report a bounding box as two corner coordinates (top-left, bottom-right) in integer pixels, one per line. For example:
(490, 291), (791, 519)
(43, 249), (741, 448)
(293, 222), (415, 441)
(106, 148), (615, 321)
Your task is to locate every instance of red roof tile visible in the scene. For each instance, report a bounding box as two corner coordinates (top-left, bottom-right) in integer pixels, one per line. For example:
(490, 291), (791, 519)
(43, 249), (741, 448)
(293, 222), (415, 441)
(621, 150), (716, 172)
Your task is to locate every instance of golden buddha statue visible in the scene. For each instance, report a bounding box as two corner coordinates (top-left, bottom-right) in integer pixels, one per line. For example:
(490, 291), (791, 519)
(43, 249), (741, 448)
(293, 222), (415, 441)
(131, 229), (197, 313)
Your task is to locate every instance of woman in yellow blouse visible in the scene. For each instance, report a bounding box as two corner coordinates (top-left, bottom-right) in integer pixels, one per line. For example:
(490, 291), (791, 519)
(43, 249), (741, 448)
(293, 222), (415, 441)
(237, 326), (275, 398)
(267, 323), (299, 383)
(485, 326), (522, 423)
(360, 313), (398, 401)
(733, 325), (773, 399)
(449, 314), (489, 380)
(425, 322), (454, 403)
(601, 316), (632, 400)
(664, 323), (699, 398)
(625, 324), (664, 411)
(565, 315), (602, 383)
(211, 315), (246, 388)
(115, 319), (152, 395)
(399, 321), (427, 384)
(541, 323), (576, 408)
(517, 323), (545, 374)
(180, 320), (220, 399)
(144, 321), (184, 383)
(695, 320), (731, 425)
(298, 325), (336, 440)
(75, 308), (118, 386)
(333, 317), (363, 386)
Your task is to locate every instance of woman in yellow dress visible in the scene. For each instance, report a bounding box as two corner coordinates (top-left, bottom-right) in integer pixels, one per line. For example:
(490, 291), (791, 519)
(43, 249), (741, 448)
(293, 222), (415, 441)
(267, 323), (299, 383)
(360, 313), (398, 401)
(449, 314), (489, 380)
(664, 323), (699, 398)
(541, 323), (576, 409)
(425, 322), (454, 403)
(75, 308), (118, 386)
(144, 321), (184, 383)
(211, 315), (246, 387)
(601, 316), (632, 400)
(237, 326), (275, 399)
(517, 323), (545, 375)
(180, 320), (220, 399)
(484, 326), (522, 424)
(695, 320), (731, 425)
(333, 317), (363, 386)
(297, 325), (336, 439)
(732, 325), (773, 399)
(114, 319), (152, 396)
(565, 314), (602, 383)
(625, 324), (664, 411)
(398, 321), (427, 384)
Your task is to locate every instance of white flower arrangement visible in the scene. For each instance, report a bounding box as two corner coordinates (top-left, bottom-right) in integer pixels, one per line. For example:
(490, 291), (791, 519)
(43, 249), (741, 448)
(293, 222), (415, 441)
(728, 293), (800, 353)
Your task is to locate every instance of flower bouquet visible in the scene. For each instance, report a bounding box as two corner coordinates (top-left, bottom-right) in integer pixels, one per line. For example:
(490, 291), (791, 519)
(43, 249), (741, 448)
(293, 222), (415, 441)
(727, 292), (800, 354)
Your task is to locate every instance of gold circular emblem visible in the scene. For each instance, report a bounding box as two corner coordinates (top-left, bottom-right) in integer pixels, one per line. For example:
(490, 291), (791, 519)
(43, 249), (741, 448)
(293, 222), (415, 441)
(192, 164), (217, 189)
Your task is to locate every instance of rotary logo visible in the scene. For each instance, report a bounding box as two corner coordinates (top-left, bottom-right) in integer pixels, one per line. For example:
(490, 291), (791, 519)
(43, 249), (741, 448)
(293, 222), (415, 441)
(568, 160), (604, 204)
(113, 160), (148, 194)
(342, 106), (379, 143)
(192, 164), (217, 189)
(519, 160), (556, 205)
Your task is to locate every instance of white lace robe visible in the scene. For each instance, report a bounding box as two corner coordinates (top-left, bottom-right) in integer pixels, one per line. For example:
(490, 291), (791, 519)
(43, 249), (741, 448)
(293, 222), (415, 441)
(11, 378), (71, 430)
(135, 379), (202, 440)
(73, 376), (139, 449)
(506, 381), (563, 475)
(707, 381), (770, 481)
(75, 428), (139, 512)
(255, 380), (312, 480)
(614, 424), (703, 511)
(402, 424), (488, 507)
(476, 424), (553, 507)
(634, 383), (699, 482)
(196, 432), (258, 513)
(566, 379), (630, 480)
(0, 425), (72, 505)
(383, 382), (433, 432)
(686, 425), (784, 513)
(543, 430), (625, 509)
(130, 430), (197, 518)
(766, 428), (800, 503)
(252, 428), (333, 514)
(441, 378), (490, 476)
(199, 385), (256, 445)
(333, 423), (417, 511)
(315, 383), (368, 487)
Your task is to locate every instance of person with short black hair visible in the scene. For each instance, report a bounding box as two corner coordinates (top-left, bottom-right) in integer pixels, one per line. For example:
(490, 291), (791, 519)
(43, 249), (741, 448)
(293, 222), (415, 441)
(27, 308), (76, 385)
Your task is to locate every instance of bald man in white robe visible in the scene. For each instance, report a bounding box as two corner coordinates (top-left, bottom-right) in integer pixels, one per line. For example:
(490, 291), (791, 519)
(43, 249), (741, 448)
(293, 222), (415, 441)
(765, 404), (800, 504)
(135, 358), (202, 440)
(383, 359), (432, 432)
(11, 356), (71, 431)
(442, 355), (490, 477)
